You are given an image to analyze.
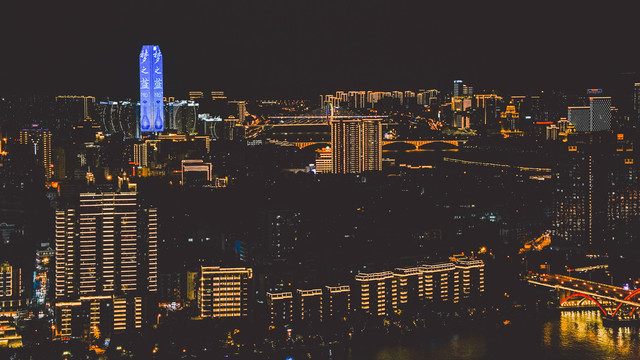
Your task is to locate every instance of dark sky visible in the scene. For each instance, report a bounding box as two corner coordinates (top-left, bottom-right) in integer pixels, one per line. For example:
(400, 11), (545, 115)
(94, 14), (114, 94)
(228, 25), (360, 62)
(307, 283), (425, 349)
(1, 1), (638, 99)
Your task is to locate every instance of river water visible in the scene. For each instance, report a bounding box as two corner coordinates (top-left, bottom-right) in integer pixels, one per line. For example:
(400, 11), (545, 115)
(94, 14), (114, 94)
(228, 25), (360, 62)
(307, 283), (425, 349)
(325, 311), (640, 360)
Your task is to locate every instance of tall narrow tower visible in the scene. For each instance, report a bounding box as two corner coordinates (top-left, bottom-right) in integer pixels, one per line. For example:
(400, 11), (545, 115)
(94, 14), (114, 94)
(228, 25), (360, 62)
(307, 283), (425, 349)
(140, 45), (164, 133)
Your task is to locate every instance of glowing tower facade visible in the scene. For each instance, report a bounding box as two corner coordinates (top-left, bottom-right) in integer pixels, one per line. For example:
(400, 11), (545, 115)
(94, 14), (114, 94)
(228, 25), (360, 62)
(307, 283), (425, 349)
(139, 45), (164, 133)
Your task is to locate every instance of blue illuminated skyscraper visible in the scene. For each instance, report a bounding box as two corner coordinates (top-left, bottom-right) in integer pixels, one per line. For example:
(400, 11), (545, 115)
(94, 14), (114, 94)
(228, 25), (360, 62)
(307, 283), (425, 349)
(139, 45), (164, 132)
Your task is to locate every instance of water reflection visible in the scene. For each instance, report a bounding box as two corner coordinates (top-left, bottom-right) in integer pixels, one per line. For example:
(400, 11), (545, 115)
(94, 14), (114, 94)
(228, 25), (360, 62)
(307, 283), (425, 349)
(344, 311), (640, 360)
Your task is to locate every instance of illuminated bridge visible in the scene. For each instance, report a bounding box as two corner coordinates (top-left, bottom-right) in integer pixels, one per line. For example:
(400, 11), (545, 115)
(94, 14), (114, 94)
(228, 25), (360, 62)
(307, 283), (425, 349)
(528, 273), (640, 320)
(286, 139), (468, 149)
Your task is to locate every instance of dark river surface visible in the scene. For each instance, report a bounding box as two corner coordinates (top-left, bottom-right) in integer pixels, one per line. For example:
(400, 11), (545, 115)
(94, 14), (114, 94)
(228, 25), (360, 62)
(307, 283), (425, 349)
(278, 311), (640, 360)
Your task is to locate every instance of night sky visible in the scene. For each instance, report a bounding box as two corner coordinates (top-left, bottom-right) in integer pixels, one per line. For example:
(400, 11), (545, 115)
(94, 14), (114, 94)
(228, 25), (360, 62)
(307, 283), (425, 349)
(1, 1), (638, 99)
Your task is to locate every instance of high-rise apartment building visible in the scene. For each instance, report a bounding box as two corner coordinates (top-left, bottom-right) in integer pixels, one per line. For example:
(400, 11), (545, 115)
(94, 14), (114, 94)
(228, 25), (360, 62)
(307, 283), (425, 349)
(355, 271), (397, 317)
(133, 142), (148, 168)
(267, 292), (293, 327)
(19, 124), (52, 180)
(322, 285), (350, 321)
(0, 261), (23, 317)
(606, 133), (640, 246)
(552, 133), (607, 247)
(330, 118), (382, 173)
(265, 210), (303, 262)
(54, 192), (158, 337)
(454, 258), (485, 299)
(295, 289), (322, 324)
(634, 83), (640, 125)
(355, 259), (485, 317)
(198, 266), (252, 318)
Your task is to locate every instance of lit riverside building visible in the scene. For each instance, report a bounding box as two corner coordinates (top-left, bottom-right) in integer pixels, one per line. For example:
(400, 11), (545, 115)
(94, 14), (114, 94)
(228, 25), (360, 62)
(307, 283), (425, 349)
(322, 285), (350, 321)
(355, 259), (484, 317)
(19, 124), (52, 181)
(295, 289), (322, 324)
(54, 192), (158, 338)
(198, 266), (252, 318)
(267, 292), (293, 327)
(330, 117), (382, 173)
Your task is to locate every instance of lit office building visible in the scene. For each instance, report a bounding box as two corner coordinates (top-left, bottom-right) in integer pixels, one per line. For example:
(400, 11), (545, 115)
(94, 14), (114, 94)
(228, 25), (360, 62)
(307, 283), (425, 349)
(198, 266), (252, 318)
(546, 125), (559, 140)
(165, 100), (199, 134)
(453, 80), (463, 97)
(589, 97), (611, 131)
(330, 118), (381, 173)
(0, 261), (22, 317)
(133, 142), (148, 168)
(181, 159), (213, 186)
(229, 101), (247, 123)
(54, 192), (157, 337)
(568, 98), (611, 132)
(94, 101), (138, 137)
(19, 124), (52, 180)
(322, 285), (350, 321)
(557, 118), (571, 133)
(568, 106), (590, 132)
(314, 147), (332, 173)
(267, 292), (293, 327)
(355, 271), (397, 317)
(295, 289), (322, 324)
(500, 104), (520, 132)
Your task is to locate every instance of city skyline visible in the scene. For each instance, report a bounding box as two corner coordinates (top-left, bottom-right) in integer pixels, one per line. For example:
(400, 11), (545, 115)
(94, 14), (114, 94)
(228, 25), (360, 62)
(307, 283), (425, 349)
(4, 2), (640, 359)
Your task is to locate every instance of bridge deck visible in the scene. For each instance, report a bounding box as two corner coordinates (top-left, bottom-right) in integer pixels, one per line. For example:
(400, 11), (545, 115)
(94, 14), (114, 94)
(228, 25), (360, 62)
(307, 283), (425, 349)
(528, 274), (640, 307)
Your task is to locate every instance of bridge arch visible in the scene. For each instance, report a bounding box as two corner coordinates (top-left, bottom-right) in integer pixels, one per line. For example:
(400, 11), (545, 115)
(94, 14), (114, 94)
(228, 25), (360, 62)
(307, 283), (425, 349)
(611, 288), (640, 317)
(299, 142), (330, 150)
(560, 293), (609, 316)
(382, 141), (417, 150)
(418, 141), (459, 150)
